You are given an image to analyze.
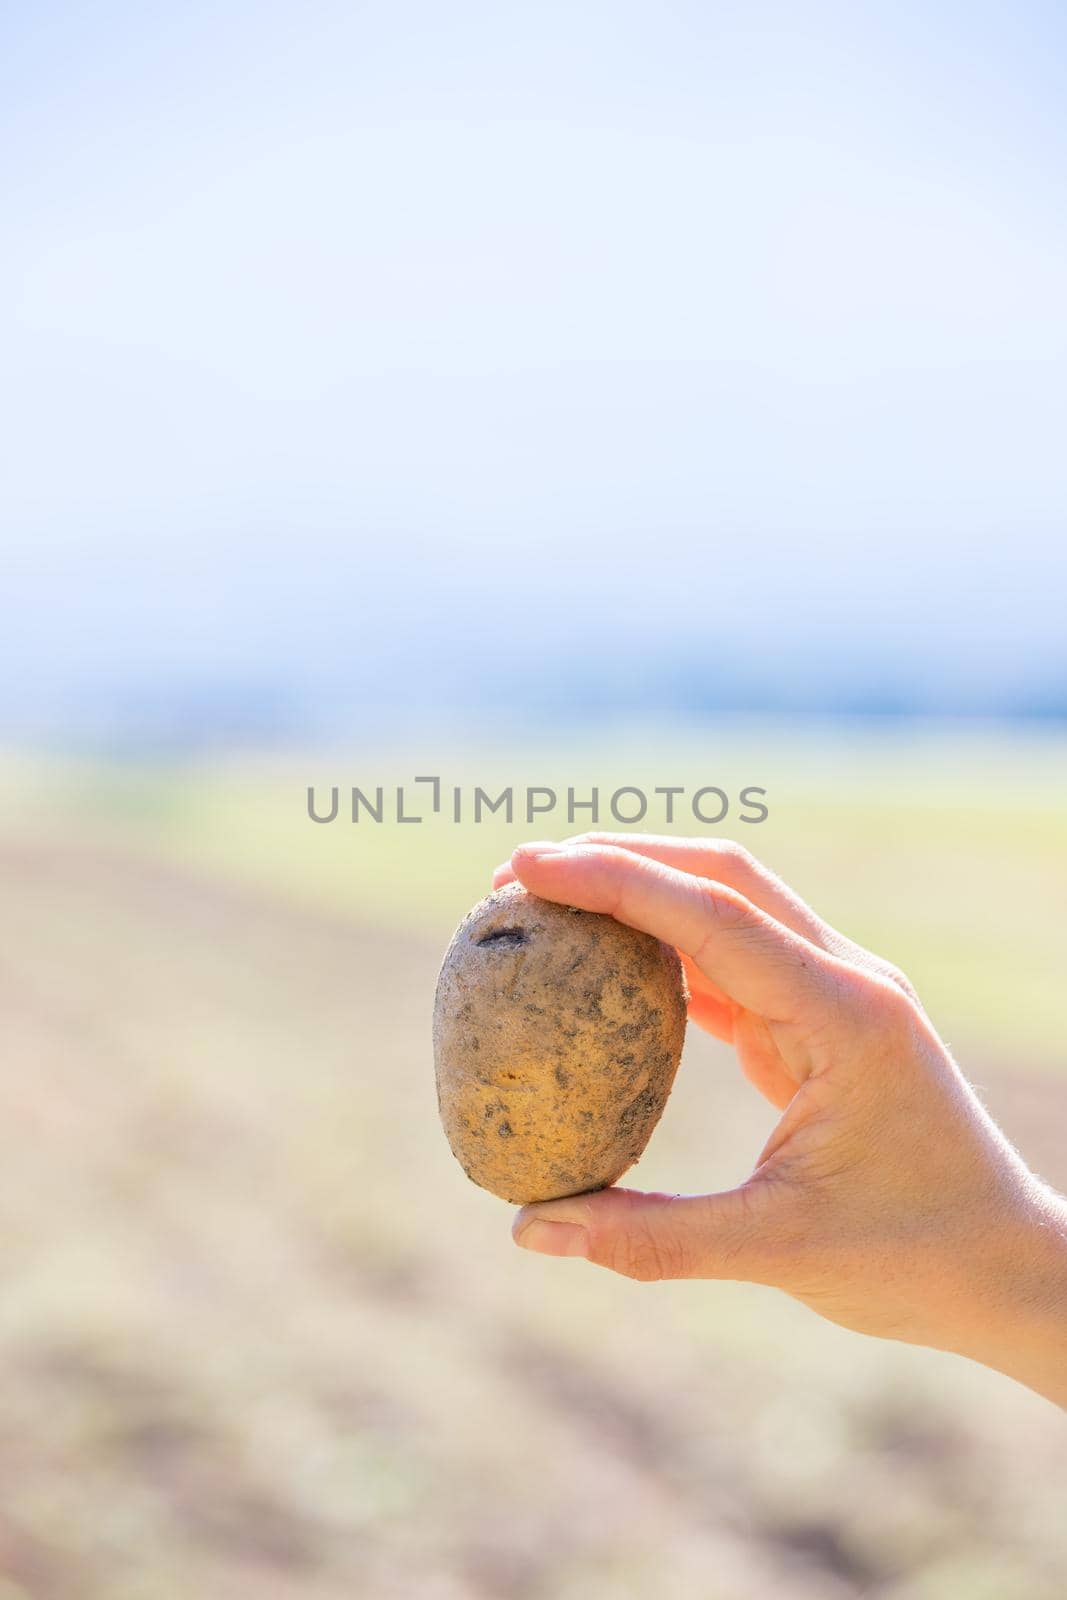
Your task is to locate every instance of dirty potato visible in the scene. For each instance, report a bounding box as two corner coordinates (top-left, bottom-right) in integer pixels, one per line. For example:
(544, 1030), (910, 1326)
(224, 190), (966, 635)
(433, 882), (688, 1203)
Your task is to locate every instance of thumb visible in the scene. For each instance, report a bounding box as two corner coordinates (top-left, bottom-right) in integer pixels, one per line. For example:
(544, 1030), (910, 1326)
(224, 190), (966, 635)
(512, 1185), (761, 1283)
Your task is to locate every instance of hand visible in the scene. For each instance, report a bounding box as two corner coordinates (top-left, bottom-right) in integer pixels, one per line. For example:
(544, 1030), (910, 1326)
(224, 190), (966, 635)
(492, 835), (1067, 1408)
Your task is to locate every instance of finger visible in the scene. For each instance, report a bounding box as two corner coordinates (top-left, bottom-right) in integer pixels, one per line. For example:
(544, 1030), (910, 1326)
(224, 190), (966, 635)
(552, 835), (920, 1000)
(512, 1185), (767, 1283)
(500, 834), (910, 1007)
(492, 840), (558, 891)
(552, 833), (834, 950)
(510, 842), (836, 1026)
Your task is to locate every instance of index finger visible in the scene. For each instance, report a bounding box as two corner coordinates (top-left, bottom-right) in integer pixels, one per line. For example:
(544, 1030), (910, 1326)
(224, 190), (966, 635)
(496, 833), (832, 952)
(509, 842), (838, 1027)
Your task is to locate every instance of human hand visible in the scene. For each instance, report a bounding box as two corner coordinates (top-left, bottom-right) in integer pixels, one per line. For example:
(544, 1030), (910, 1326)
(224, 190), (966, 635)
(492, 835), (1067, 1407)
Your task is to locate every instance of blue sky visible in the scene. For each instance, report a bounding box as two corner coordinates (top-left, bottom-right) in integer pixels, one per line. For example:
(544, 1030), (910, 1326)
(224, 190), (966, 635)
(3, 1), (1066, 738)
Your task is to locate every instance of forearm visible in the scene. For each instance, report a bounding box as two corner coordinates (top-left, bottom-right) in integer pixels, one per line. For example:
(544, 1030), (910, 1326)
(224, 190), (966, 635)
(952, 1183), (1067, 1408)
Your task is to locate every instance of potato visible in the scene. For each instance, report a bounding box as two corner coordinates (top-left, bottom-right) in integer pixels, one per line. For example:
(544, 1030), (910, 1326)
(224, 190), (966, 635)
(433, 882), (688, 1203)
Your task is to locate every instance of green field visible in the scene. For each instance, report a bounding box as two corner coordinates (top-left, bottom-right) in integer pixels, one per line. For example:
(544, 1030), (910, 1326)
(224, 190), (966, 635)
(1, 722), (1065, 1598)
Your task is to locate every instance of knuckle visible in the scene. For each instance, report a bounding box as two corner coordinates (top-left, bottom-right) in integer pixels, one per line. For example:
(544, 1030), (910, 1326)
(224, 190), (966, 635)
(696, 882), (751, 933)
(846, 941), (920, 1005)
(607, 1223), (686, 1283)
(715, 837), (754, 870)
(705, 838), (758, 886)
(838, 966), (916, 1032)
(880, 962), (920, 1003)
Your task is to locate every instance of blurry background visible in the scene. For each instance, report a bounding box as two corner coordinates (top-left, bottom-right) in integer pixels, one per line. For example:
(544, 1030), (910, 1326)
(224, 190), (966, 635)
(2, 2), (1066, 1597)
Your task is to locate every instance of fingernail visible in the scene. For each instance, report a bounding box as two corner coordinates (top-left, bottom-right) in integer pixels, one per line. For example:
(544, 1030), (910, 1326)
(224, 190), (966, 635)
(512, 841), (565, 862)
(513, 1218), (589, 1258)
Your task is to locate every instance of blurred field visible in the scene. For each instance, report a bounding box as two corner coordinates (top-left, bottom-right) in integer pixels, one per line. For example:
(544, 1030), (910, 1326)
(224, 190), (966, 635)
(0, 724), (1065, 1599)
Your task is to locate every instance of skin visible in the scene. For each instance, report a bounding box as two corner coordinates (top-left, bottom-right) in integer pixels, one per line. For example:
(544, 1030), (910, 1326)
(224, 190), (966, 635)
(492, 834), (1067, 1410)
